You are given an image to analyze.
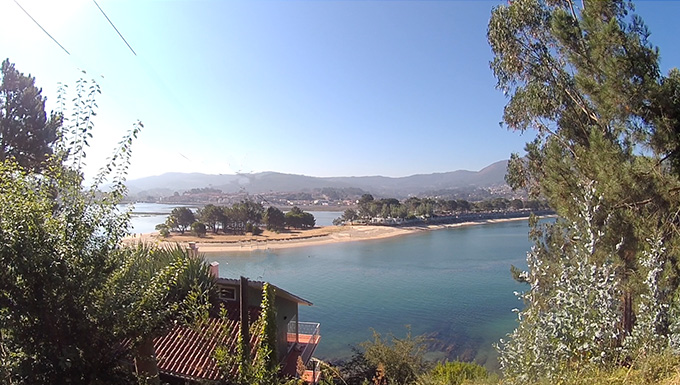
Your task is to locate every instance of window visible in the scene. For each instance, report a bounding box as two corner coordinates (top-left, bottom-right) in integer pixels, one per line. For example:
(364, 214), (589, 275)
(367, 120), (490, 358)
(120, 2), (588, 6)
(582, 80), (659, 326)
(219, 286), (236, 301)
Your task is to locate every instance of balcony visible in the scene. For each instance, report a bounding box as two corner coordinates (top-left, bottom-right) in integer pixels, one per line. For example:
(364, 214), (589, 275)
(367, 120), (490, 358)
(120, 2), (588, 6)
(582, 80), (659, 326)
(282, 321), (321, 382)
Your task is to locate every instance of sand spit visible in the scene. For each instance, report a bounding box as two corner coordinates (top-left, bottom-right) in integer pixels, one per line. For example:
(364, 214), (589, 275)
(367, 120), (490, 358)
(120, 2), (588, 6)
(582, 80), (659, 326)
(123, 216), (535, 254)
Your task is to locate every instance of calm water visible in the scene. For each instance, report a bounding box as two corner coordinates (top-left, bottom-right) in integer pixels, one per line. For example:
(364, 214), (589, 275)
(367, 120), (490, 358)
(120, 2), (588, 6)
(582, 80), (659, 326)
(122, 203), (198, 235)
(126, 204), (532, 369)
(209, 221), (532, 369)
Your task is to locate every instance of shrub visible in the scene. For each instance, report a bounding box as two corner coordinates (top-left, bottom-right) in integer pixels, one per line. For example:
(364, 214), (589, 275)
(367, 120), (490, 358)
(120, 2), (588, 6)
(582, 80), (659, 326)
(417, 362), (487, 385)
(155, 223), (170, 237)
(191, 221), (207, 237)
(359, 329), (430, 385)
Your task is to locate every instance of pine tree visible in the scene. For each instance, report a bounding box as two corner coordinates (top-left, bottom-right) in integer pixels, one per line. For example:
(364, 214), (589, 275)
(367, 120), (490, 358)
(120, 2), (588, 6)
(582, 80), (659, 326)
(0, 59), (61, 171)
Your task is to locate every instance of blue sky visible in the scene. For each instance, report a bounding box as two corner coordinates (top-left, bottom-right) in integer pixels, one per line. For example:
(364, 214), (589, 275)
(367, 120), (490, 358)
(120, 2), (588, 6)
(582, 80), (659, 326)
(1, 0), (679, 180)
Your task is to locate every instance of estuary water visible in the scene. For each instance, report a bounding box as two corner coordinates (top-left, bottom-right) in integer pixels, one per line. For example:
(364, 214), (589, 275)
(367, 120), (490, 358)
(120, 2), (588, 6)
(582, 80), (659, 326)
(209, 221), (532, 369)
(126, 204), (533, 369)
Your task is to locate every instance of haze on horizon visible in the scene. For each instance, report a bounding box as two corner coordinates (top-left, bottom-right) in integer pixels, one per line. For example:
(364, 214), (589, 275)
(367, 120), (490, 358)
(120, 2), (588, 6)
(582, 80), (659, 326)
(2, 0), (679, 180)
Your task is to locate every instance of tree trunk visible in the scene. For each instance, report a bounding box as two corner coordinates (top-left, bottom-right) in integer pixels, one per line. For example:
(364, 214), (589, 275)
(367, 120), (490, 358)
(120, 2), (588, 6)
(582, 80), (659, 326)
(622, 290), (633, 336)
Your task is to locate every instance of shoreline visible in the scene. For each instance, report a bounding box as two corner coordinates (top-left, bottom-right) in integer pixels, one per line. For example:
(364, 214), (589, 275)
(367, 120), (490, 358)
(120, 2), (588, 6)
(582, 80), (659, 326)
(125, 216), (538, 254)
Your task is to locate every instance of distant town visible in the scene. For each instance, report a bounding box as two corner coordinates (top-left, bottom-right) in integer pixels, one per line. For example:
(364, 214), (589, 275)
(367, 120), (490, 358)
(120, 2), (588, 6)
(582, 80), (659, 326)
(124, 184), (524, 211)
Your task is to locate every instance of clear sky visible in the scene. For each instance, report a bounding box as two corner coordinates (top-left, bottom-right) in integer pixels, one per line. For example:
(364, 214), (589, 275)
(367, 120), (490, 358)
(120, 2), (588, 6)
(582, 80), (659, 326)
(1, 0), (679, 181)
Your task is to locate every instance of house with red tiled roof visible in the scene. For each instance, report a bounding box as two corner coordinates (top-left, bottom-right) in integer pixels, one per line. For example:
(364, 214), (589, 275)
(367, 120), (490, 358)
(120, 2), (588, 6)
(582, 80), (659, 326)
(153, 262), (321, 384)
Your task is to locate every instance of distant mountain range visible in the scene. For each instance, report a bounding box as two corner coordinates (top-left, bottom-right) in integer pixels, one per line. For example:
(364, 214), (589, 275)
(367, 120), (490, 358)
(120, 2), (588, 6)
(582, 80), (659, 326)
(124, 160), (509, 198)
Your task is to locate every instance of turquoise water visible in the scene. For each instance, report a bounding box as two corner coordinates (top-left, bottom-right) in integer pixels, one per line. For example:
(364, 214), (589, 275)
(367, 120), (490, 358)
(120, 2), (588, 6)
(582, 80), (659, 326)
(208, 220), (533, 369)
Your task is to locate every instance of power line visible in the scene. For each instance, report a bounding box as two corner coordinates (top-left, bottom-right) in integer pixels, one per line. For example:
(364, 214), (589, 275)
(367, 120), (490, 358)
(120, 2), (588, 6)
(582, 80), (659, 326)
(13, 0), (70, 55)
(92, 0), (137, 56)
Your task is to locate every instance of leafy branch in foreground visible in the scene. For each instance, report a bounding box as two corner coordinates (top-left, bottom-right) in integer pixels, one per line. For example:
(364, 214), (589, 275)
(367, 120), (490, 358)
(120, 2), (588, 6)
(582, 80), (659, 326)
(0, 71), (216, 384)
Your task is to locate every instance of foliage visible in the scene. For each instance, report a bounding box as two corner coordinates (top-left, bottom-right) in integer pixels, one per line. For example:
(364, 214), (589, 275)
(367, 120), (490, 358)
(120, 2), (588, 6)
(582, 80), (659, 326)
(333, 208), (359, 226)
(102, 242), (217, 342)
(357, 329), (430, 385)
(263, 206), (286, 232)
(0, 72), (216, 384)
(192, 221), (207, 237)
(338, 330), (489, 385)
(498, 185), (625, 382)
(478, 350), (680, 385)
(158, 200), (272, 236)
(336, 347), (378, 385)
(488, 0), (680, 382)
(199, 204), (225, 234)
(0, 159), (132, 384)
(154, 223), (170, 237)
(257, 283), (278, 374)
(416, 362), (487, 385)
(0, 70), (148, 383)
(225, 200), (264, 234)
(166, 207), (196, 234)
(349, 196), (547, 224)
(237, 199), (265, 226)
(285, 206), (316, 229)
(0, 59), (61, 172)
(215, 283), (283, 385)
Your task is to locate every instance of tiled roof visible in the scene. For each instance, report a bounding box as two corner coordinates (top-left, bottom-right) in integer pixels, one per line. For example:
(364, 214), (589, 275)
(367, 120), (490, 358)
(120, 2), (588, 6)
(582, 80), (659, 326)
(154, 304), (261, 382)
(153, 279), (312, 382)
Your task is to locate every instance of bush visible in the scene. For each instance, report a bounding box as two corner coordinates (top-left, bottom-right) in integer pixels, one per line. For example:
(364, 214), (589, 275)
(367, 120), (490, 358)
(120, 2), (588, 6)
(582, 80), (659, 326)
(417, 362), (487, 385)
(252, 226), (263, 236)
(359, 329), (430, 385)
(155, 223), (170, 237)
(191, 221), (207, 237)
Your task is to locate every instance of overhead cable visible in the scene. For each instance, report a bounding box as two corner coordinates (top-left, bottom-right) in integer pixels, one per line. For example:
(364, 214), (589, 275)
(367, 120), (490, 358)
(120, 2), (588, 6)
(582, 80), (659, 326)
(13, 0), (70, 55)
(92, 0), (137, 56)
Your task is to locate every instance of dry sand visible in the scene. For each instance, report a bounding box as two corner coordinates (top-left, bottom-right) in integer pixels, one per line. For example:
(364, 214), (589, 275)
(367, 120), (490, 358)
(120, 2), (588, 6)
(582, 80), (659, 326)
(124, 216), (533, 254)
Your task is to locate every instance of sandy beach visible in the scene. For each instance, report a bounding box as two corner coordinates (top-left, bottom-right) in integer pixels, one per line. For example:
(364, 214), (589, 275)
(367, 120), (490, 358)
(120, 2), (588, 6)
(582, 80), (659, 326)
(124, 216), (533, 254)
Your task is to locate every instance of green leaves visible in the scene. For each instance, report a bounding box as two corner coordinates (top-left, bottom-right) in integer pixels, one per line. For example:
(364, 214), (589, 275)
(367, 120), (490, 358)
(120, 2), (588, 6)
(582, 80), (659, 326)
(0, 71), (216, 384)
(359, 328), (430, 385)
(489, 0), (680, 382)
(0, 157), (134, 383)
(165, 207), (196, 234)
(217, 282), (281, 385)
(100, 243), (216, 340)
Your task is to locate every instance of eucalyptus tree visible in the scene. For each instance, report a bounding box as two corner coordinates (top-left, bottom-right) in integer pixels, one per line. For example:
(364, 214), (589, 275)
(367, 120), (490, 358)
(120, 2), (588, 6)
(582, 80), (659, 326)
(488, 0), (680, 380)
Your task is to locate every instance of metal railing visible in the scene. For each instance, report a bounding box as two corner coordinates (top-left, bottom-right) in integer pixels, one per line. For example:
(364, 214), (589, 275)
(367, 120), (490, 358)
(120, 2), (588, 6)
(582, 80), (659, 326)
(298, 322), (320, 364)
(287, 315), (299, 340)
